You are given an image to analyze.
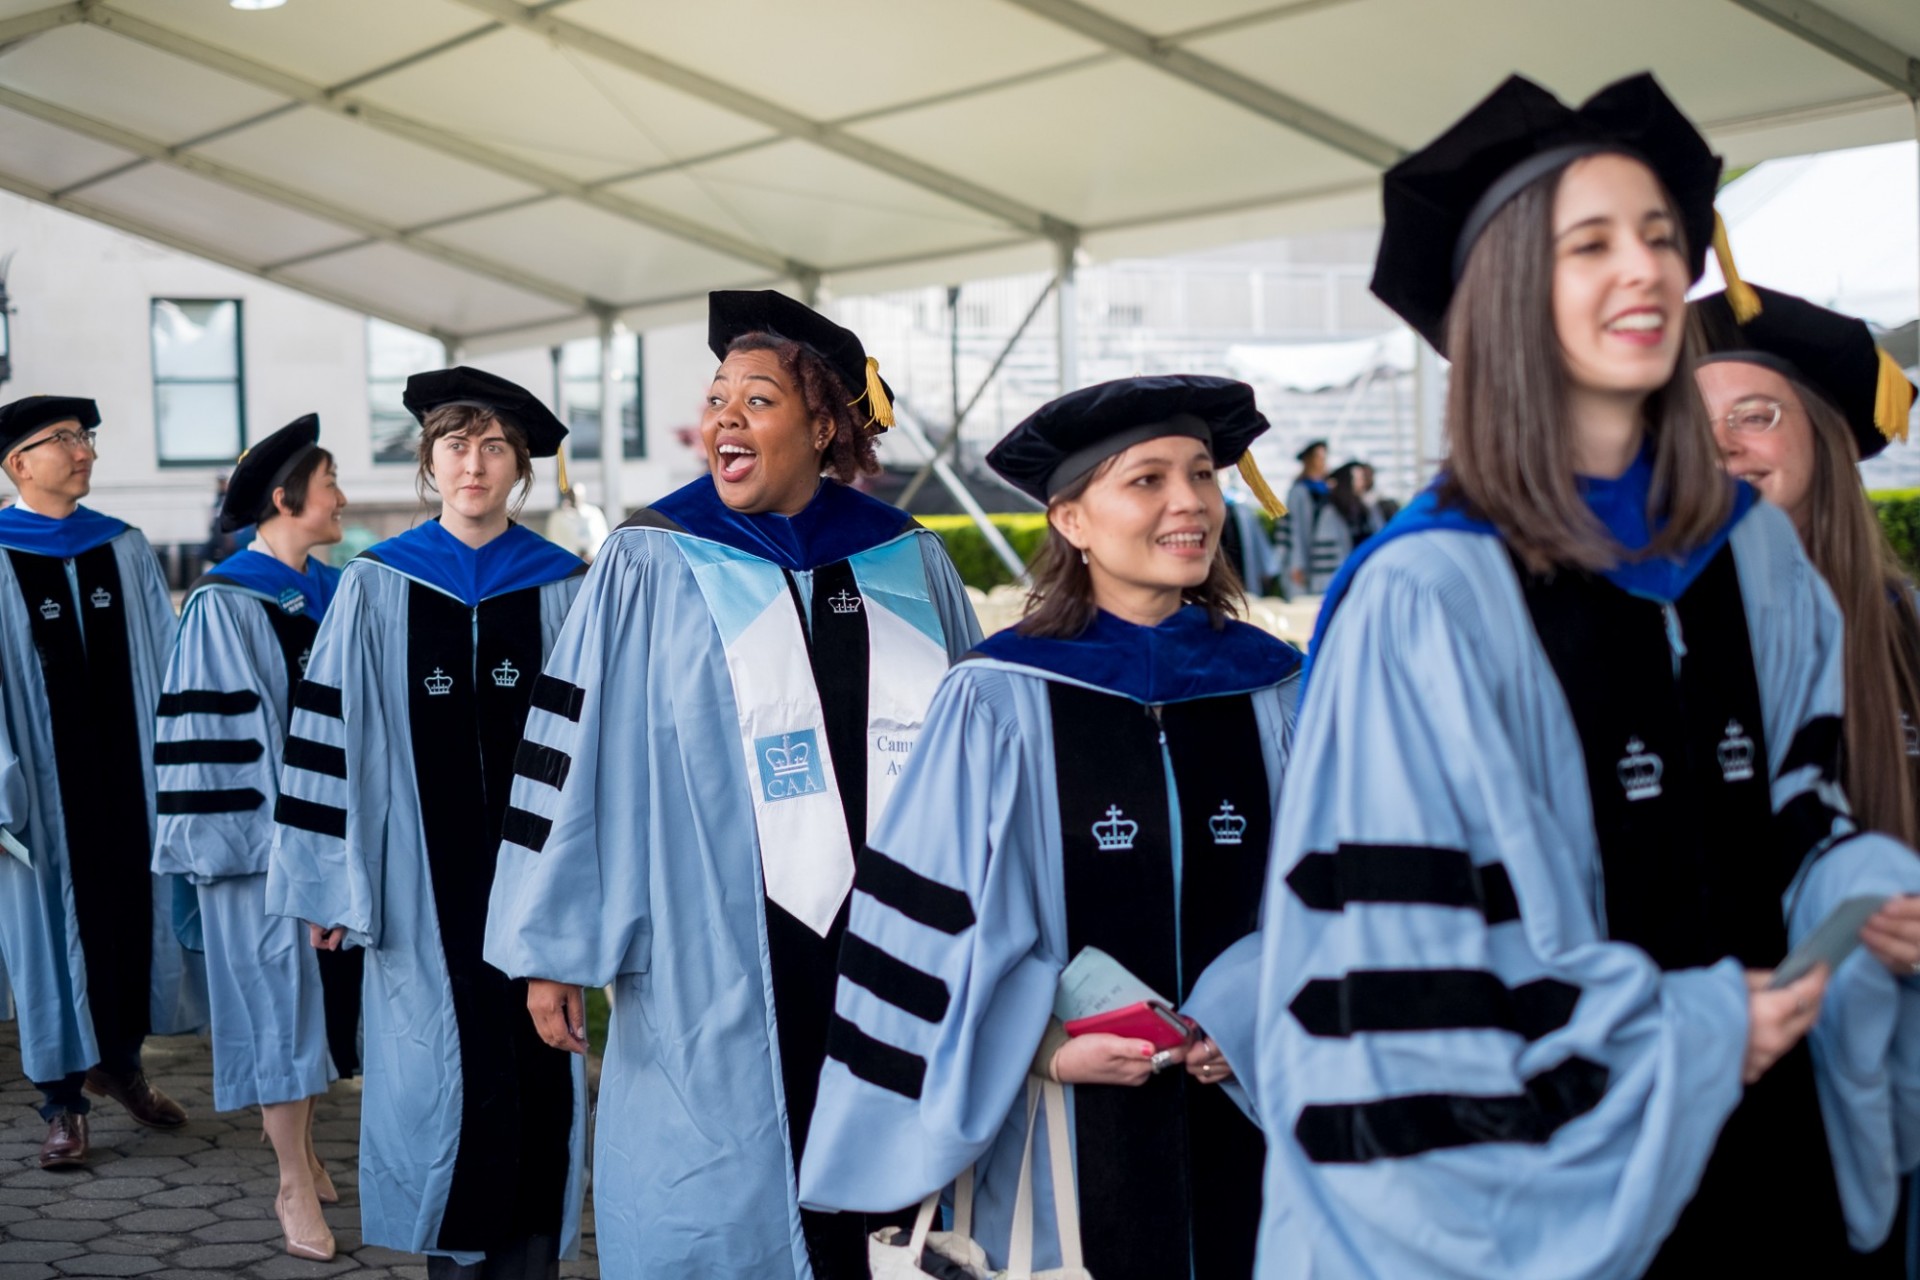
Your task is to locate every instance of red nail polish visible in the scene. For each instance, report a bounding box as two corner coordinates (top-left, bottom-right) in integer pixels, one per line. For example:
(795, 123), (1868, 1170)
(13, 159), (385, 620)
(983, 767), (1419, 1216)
(1141, 1045), (1154, 1057)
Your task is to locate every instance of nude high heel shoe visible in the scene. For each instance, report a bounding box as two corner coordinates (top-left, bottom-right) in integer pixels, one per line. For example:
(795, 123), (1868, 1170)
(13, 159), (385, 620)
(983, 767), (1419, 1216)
(275, 1190), (336, 1261)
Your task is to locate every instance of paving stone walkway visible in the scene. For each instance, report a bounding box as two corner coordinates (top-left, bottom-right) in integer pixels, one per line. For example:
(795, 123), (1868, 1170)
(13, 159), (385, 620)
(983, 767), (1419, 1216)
(0, 1022), (600, 1280)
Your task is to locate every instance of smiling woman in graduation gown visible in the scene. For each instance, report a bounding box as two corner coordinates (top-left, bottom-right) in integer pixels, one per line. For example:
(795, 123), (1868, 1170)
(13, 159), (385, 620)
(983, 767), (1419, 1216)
(1250, 74), (1920, 1279)
(267, 371), (588, 1276)
(798, 375), (1300, 1279)
(154, 414), (357, 1261)
(484, 291), (980, 1280)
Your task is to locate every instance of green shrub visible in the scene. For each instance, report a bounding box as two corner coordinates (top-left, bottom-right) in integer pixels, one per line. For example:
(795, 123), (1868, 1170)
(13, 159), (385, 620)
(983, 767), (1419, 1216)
(919, 514), (1051, 590)
(1873, 491), (1920, 574)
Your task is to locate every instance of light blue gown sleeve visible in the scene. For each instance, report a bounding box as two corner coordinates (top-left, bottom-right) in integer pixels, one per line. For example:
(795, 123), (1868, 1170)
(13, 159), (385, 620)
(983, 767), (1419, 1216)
(917, 532), (985, 658)
(1254, 546), (1749, 1280)
(154, 591), (283, 881)
(265, 567), (387, 948)
(799, 666), (1057, 1214)
(484, 534), (655, 986)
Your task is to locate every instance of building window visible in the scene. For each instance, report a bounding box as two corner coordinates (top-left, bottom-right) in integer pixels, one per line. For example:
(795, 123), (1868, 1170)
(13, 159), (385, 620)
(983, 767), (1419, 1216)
(559, 333), (644, 461)
(368, 319), (443, 464)
(151, 299), (244, 465)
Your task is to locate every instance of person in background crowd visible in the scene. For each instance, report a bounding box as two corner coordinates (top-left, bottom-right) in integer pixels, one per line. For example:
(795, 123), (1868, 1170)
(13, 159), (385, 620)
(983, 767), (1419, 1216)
(1253, 72), (1920, 1277)
(485, 290), (979, 1280)
(1221, 481), (1282, 595)
(269, 370), (588, 1280)
(1281, 438), (1329, 594)
(1304, 458), (1384, 592)
(0, 394), (203, 1170)
(154, 413), (360, 1261)
(799, 375), (1299, 1279)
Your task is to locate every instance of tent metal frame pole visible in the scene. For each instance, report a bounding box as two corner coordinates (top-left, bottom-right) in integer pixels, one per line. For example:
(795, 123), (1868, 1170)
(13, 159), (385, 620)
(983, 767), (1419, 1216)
(1722, 0), (1920, 97)
(889, 408), (1027, 582)
(1055, 238), (1079, 393)
(598, 314), (625, 523)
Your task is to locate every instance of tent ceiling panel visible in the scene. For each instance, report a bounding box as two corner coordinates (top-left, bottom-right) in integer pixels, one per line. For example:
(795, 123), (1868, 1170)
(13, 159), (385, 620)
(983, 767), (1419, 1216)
(348, 22), (779, 185)
(190, 105), (544, 229)
(1075, 0), (1310, 38)
(106, 0), (488, 89)
(609, 139), (1013, 270)
(847, 57), (1373, 228)
(561, 0), (1099, 122)
(278, 240), (578, 337)
(75, 163), (361, 267)
(1766, 0), (1920, 74)
(0, 102), (139, 191)
(1185, 0), (1890, 154)
(426, 197), (773, 303)
(0, 21), (288, 145)
(0, 0), (65, 19)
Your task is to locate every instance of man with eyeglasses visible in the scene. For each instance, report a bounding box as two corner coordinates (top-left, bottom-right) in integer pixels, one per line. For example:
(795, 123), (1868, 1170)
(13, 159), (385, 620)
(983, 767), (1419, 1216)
(0, 395), (203, 1169)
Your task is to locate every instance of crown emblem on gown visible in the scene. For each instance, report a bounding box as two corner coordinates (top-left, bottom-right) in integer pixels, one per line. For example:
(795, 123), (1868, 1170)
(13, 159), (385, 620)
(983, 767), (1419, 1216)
(423, 667), (454, 696)
(1617, 737), (1663, 802)
(764, 735), (811, 778)
(1209, 801), (1247, 846)
(88, 587), (111, 609)
(1717, 720), (1755, 783)
(37, 598), (59, 620)
(492, 658), (520, 689)
(828, 589), (863, 615)
(1093, 805), (1139, 852)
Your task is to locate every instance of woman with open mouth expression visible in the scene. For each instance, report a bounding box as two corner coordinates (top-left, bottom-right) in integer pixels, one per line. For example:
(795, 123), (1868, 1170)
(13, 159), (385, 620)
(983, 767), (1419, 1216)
(1246, 73), (1920, 1278)
(797, 375), (1301, 1280)
(485, 290), (979, 1280)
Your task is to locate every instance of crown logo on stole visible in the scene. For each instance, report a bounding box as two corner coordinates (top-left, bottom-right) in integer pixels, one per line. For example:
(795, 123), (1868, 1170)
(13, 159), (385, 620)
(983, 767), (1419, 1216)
(1093, 805), (1139, 852)
(1209, 801), (1247, 846)
(37, 598), (59, 620)
(423, 667), (454, 696)
(1617, 737), (1663, 802)
(1717, 720), (1755, 783)
(828, 589), (863, 615)
(764, 734), (811, 778)
(89, 587), (111, 609)
(492, 658), (520, 689)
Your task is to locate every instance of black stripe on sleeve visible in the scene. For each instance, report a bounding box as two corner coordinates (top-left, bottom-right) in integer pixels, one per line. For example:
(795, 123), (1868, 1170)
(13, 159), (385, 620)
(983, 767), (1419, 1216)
(283, 736), (348, 780)
(501, 806), (553, 853)
(157, 788), (264, 815)
(839, 933), (951, 1023)
(854, 847), (976, 935)
(531, 674), (585, 723)
(157, 689), (261, 717)
(292, 682), (344, 719)
(154, 738), (264, 766)
(274, 794), (347, 840)
(1294, 1056), (1609, 1164)
(1286, 844), (1520, 924)
(1289, 970), (1579, 1043)
(827, 1013), (927, 1100)
(513, 741), (572, 791)
(1780, 715), (1843, 782)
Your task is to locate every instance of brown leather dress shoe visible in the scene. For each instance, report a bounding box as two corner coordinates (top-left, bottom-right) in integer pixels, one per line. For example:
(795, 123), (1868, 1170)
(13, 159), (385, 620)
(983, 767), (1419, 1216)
(39, 1113), (87, 1168)
(83, 1068), (187, 1129)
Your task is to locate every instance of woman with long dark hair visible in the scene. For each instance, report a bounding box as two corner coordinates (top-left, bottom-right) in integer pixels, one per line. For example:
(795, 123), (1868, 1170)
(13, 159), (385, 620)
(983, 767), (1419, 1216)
(269, 370), (588, 1279)
(1249, 74), (1920, 1277)
(798, 374), (1299, 1278)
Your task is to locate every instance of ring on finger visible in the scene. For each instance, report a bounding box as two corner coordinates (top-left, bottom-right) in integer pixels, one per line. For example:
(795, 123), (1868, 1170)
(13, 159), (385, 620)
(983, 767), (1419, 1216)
(1149, 1050), (1175, 1074)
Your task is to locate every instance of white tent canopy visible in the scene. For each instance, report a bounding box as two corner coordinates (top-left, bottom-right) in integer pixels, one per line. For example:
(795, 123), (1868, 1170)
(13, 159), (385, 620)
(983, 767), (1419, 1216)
(0, 0), (1914, 354)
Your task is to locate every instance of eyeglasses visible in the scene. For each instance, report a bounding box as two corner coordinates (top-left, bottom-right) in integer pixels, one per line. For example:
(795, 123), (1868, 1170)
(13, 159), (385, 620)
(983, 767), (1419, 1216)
(15, 428), (98, 456)
(1722, 397), (1783, 435)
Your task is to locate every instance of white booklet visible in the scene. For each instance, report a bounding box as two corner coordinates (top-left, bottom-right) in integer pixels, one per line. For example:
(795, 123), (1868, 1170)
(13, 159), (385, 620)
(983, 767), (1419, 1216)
(1053, 946), (1173, 1023)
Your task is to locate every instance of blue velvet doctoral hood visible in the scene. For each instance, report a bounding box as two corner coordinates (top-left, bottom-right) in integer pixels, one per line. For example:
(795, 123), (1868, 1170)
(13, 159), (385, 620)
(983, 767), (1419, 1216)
(361, 519), (584, 606)
(1305, 447), (1759, 685)
(649, 475), (916, 570)
(200, 549), (341, 620)
(0, 504), (128, 557)
(973, 604), (1301, 704)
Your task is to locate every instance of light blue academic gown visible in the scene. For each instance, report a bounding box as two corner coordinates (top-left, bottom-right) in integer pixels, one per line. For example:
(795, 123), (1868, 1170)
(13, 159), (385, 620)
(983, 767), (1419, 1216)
(267, 522), (588, 1265)
(798, 609), (1301, 1274)
(484, 477), (980, 1280)
(1254, 484), (1920, 1278)
(153, 551), (340, 1112)
(0, 506), (204, 1083)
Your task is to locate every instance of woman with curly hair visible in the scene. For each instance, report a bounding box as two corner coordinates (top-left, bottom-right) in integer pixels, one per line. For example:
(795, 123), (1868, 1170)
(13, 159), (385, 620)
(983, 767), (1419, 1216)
(484, 290), (981, 1279)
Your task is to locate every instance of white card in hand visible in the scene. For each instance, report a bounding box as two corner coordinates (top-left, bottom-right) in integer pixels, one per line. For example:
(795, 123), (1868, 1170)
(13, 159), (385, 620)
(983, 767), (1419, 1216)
(1053, 947), (1171, 1023)
(1770, 895), (1889, 989)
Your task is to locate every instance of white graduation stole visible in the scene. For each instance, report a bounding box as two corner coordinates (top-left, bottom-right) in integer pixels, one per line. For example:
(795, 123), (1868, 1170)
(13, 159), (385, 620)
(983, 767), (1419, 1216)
(674, 532), (950, 936)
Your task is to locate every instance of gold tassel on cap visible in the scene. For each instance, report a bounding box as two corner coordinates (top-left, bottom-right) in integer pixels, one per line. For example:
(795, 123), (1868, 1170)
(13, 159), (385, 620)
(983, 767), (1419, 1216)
(1876, 348), (1914, 445)
(1236, 452), (1286, 519)
(555, 444), (572, 498)
(1712, 211), (1762, 324)
(858, 356), (894, 432)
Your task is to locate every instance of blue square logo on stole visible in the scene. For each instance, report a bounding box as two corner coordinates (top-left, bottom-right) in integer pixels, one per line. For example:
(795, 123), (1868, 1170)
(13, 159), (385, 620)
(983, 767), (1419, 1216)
(756, 729), (826, 802)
